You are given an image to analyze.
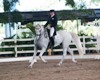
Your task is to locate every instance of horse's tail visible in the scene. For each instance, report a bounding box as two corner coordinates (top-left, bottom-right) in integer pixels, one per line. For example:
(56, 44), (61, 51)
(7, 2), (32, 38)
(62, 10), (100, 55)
(71, 32), (85, 56)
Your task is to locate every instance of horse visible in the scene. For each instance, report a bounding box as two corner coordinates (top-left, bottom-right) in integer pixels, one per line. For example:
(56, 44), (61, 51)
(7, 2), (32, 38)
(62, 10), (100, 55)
(29, 24), (85, 68)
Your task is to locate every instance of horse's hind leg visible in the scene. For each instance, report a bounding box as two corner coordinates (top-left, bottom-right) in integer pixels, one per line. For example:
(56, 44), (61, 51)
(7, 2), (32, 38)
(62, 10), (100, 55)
(57, 47), (67, 66)
(39, 47), (47, 63)
(67, 47), (77, 63)
(57, 36), (71, 66)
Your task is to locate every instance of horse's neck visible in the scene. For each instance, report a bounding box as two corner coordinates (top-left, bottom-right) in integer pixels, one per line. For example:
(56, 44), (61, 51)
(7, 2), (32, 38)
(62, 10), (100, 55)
(42, 29), (48, 38)
(39, 30), (48, 39)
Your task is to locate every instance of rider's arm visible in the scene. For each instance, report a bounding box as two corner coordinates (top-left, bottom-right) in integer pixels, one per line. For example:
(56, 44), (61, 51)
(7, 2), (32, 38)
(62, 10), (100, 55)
(44, 20), (49, 28)
(44, 16), (51, 28)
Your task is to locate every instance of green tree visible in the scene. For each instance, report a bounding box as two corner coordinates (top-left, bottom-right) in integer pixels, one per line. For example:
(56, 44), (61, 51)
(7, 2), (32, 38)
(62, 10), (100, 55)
(65, 0), (75, 7)
(26, 23), (35, 34)
(59, 0), (75, 7)
(64, 0), (100, 9)
(89, 0), (99, 8)
(3, 0), (19, 12)
(3, 0), (19, 37)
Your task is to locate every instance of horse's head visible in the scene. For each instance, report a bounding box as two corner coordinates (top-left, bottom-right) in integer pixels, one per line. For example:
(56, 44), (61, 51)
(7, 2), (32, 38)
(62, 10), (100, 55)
(34, 24), (44, 39)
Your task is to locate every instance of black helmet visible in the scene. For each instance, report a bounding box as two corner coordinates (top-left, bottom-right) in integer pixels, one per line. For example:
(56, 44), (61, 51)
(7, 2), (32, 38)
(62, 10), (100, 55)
(50, 9), (55, 12)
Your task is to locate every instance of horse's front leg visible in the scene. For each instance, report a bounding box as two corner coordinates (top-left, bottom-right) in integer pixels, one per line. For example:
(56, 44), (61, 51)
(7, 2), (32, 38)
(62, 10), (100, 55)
(39, 47), (47, 63)
(29, 45), (37, 68)
(67, 47), (77, 63)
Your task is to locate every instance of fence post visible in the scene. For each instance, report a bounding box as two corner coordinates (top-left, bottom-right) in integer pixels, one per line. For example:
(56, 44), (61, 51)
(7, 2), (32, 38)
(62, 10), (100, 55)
(14, 23), (19, 57)
(96, 36), (100, 53)
(83, 36), (86, 54)
(14, 39), (17, 57)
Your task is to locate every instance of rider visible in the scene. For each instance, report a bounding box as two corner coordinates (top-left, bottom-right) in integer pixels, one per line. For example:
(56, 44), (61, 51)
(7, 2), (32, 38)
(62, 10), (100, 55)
(44, 9), (58, 49)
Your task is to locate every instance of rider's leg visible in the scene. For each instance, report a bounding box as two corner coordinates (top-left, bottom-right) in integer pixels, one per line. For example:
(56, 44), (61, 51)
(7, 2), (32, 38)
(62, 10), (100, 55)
(50, 37), (54, 48)
(47, 27), (54, 55)
(50, 27), (55, 48)
(47, 29), (51, 49)
(47, 29), (50, 39)
(50, 27), (55, 37)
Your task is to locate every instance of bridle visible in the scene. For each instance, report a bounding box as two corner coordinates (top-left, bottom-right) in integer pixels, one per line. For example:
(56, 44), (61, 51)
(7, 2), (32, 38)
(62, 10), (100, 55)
(35, 29), (42, 37)
(34, 25), (49, 46)
(35, 25), (48, 40)
(35, 25), (42, 37)
(35, 25), (44, 42)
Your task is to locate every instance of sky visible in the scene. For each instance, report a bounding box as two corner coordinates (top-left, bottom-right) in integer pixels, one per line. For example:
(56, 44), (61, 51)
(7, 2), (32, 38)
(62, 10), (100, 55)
(16, 0), (69, 11)
(15, 0), (100, 11)
(0, 0), (100, 12)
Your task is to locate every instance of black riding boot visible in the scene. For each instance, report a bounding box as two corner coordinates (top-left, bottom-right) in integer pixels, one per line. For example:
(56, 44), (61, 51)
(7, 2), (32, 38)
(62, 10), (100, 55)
(49, 37), (54, 49)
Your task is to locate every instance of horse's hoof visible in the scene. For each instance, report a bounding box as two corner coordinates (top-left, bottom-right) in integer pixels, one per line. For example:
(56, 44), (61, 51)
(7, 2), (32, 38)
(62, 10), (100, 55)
(74, 61), (77, 64)
(28, 65), (32, 68)
(73, 60), (77, 64)
(34, 59), (37, 63)
(28, 66), (31, 68)
(45, 62), (47, 64)
(29, 59), (37, 63)
(57, 63), (61, 66)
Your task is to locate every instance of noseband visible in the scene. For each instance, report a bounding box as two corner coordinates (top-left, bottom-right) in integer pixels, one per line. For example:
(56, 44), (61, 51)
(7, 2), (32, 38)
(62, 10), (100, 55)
(35, 25), (48, 39)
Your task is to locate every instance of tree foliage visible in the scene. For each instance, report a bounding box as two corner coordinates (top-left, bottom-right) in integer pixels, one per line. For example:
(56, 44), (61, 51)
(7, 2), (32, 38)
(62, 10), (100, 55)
(3, 0), (19, 12)
(59, 0), (75, 7)
(26, 23), (36, 34)
(65, 0), (75, 7)
(91, 0), (99, 2)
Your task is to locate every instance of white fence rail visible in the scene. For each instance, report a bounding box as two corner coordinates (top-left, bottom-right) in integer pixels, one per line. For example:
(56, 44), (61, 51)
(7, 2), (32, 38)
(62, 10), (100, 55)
(0, 36), (100, 62)
(0, 36), (99, 57)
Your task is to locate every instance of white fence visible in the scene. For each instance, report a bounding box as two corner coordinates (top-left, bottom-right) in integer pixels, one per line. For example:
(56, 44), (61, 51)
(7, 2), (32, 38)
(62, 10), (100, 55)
(0, 36), (100, 56)
(0, 36), (100, 62)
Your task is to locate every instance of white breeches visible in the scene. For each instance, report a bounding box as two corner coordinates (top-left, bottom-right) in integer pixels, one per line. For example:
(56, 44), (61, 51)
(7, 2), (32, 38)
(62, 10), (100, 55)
(50, 27), (54, 37)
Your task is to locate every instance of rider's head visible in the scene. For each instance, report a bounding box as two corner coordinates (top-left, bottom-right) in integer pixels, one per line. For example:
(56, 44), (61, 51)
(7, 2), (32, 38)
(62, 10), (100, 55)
(49, 9), (55, 17)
